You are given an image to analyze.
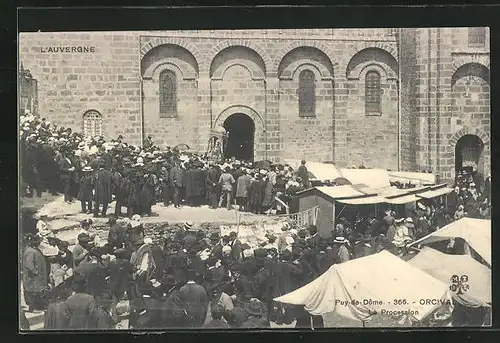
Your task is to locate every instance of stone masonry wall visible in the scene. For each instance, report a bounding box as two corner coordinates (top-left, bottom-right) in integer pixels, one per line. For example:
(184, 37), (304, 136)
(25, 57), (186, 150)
(19, 32), (143, 145)
(26, 29), (492, 176)
(344, 77), (399, 170)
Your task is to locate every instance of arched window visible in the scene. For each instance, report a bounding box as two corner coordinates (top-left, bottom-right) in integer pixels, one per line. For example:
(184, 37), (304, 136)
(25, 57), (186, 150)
(83, 110), (103, 138)
(159, 70), (178, 118)
(298, 70), (316, 117)
(365, 70), (382, 115)
(468, 27), (486, 48)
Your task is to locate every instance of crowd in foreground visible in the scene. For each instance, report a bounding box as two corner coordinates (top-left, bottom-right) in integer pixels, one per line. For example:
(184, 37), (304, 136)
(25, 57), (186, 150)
(20, 170), (490, 330)
(20, 111), (491, 329)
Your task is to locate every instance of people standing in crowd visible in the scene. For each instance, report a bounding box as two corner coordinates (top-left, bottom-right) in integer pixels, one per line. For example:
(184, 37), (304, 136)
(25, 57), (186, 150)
(93, 162), (113, 218)
(78, 166), (94, 214)
(22, 234), (48, 313)
(296, 160), (310, 189)
(169, 160), (184, 209)
(236, 168), (252, 211)
(218, 167), (235, 210)
(59, 147), (76, 203)
(20, 111), (492, 330)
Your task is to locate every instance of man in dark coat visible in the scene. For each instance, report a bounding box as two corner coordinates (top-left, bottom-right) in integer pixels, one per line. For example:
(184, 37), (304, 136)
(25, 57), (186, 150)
(240, 299), (269, 328)
(248, 174), (264, 214)
(160, 166), (171, 207)
(183, 164), (201, 207)
(272, 250), (303, 324)
(107, 217), (126, 250)
(204, 305), (231, 328)
(59, 148), (76, 203)
(73, 249), (108, 300)
(169, 160), (184, 208)
(296, 160), (310, 189)
(44, 286), (72, 330)
(107, 248), (133, 301)
(178, 273), (209, 328)
(90, 290), (118, 329)
(22, 234), (48, 312)
(205, 163), (220, 208)
(78, 166), (94, 213)
(65, 280), (97, 329)
(93, 162), (113, 217)
(111, 167), (125, 217)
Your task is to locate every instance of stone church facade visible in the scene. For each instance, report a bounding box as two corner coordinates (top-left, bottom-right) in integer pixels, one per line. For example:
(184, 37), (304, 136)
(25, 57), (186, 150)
(19, 28), (490, 183)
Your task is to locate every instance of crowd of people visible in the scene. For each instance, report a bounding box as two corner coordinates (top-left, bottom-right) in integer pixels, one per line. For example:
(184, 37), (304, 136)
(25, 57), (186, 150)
(19, 111), (491, 330)
(23, 215), (366, 329)
(20, 111), (316, 218)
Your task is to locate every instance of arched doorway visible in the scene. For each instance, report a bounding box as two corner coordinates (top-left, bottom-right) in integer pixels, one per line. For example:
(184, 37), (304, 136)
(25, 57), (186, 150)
(455, 134), (485, 187)
(223, 113), (255, 161)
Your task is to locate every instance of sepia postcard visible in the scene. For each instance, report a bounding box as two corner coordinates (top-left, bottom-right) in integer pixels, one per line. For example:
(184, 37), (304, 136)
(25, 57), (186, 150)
(18, 25), (491, 331)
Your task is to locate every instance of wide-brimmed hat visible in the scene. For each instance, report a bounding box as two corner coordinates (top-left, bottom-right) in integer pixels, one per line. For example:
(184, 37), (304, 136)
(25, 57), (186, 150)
(417, 202), (426, 211)
(333, 236), (349, 244)
(244, 299), (266, 317)
(405, 217), (414, 223)
(184, 221), (194, 230)
(77, 233), (91, 243)
(82, 166), (93, 172)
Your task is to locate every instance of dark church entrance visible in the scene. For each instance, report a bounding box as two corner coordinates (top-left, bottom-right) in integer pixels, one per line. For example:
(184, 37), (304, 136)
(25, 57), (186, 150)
(455, 134), (485, 188)
(223, 113), (255, 161)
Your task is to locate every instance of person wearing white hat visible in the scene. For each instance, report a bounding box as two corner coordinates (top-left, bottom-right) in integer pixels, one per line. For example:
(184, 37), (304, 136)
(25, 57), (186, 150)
(134, 157), (144, 167)
(333, 237), (350, 263)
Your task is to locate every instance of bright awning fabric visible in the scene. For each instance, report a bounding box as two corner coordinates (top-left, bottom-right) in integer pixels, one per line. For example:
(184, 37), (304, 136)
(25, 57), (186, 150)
(336, 195), (387, 205)
(284, 159), (343, 181)
(274, 251), (450, 324)
(384, 194), (421, 204)
(409, 218), (491, 266)
(312, 185), (370, 200)
(408, 247), (491, 307)
(339, 169), (391, 189)
(388, 171), (436, 185)
(416, 187), (454, 199)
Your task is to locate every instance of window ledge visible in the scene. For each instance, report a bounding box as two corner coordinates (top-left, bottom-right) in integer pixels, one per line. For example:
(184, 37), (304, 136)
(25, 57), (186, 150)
(365, 112), (381, 117)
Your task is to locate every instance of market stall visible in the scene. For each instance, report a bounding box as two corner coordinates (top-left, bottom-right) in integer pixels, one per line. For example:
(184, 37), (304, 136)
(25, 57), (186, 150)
(274, 250), (452, 327)
(408, 218), (491, 267)
(408, 247), (491, 326)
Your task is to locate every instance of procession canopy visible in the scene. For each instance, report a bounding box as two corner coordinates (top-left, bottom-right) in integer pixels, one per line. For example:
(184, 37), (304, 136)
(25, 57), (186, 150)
(207, 125), (228, 162)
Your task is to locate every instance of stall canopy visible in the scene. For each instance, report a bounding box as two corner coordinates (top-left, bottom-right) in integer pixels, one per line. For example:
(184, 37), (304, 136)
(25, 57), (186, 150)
(388, 171), (436, 186)
(409, 218), (491, 266)
(408, 247), (491, 307)
(416, 184), (454, 199)
(284, 159), (343, 181)
(300, 185), (372, 201)
(274, 251), (451, 324)
(339, 168), (391, 189)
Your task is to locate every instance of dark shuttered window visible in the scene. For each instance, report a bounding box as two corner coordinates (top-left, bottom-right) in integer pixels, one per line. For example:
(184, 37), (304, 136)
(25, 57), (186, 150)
(159, 70), (178, 118)
(298, 70), (316, 117)
(365, 70), (382, 115)
(468, 28), (486, 47)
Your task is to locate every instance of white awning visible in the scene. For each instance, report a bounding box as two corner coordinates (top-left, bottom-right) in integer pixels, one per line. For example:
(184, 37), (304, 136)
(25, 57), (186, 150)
(384, 194), (421, 204)
(339, 168), (391, 189)
(416, 187), (454, 199)
(336, 195), (387, 205)
(388, 171), (436, 185)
